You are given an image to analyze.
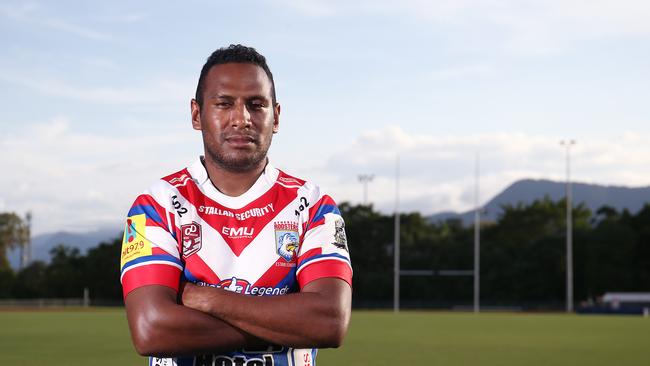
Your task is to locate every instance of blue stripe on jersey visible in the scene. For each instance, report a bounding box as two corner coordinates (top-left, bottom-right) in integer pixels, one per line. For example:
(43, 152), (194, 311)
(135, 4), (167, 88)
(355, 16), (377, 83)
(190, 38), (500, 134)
(128, 204), (165, 225)
(309, 204), (340, 225)
(183, 267), (201, 283)
(120, 254), (182, 274)
(274, 267), (298, 292)
(297, 253), (350, 271)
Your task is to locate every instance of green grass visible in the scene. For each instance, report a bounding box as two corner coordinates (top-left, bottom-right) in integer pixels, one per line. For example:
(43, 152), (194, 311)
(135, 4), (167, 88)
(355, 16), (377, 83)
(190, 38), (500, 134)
(321, 311), (650, 365)
(1, 309), (648, 365)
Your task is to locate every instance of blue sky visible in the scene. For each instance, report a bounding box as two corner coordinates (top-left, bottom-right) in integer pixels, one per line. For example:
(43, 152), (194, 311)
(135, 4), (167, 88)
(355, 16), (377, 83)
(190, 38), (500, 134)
(1, 0), (649, 234)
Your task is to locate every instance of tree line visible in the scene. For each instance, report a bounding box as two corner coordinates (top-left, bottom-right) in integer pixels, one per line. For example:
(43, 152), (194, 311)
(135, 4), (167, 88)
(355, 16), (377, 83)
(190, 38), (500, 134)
(1, 198), (649, 309)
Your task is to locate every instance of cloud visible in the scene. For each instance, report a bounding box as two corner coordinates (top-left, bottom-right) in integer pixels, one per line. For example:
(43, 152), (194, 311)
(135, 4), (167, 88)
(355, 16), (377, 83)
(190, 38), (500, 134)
(0, 2), (112, 41)
(42, 18), (112, 41)
(0, 116), (199, 235)
(427, 64), (494, 81)
(98, 13), (147, 23)
(317, 126), (650, 215)
(274, 0), (650, 53)
(0, 73), (192, 105)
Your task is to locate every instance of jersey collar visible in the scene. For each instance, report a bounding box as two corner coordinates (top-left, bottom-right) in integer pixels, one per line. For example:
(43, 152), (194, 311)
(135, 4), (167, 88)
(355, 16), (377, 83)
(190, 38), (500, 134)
(187, 156), (279, 208)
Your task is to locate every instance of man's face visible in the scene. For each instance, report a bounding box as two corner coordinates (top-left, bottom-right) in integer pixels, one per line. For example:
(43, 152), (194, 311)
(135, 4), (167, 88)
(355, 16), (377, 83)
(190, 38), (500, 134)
(191, 63), (280, 173)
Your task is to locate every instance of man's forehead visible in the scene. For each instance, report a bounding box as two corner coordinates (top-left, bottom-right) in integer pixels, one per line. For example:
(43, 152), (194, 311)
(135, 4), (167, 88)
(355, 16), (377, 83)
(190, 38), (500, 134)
(205, 63), (271, 93)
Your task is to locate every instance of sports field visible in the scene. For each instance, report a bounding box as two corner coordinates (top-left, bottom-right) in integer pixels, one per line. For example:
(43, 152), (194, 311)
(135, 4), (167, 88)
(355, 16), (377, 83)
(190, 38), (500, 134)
(1, 309), (648, 365)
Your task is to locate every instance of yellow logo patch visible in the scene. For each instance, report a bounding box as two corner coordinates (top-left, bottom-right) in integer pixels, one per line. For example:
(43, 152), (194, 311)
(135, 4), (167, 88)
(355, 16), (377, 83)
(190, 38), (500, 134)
(120, 213), (152, 269)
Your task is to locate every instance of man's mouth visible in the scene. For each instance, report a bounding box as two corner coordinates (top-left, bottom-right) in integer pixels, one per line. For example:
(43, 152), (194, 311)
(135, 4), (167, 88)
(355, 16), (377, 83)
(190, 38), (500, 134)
(225, 135), (256, 147)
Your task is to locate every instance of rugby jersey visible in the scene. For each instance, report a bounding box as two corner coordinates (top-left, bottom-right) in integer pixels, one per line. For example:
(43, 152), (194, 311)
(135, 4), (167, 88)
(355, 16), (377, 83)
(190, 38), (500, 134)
(120, 157), (352, 366)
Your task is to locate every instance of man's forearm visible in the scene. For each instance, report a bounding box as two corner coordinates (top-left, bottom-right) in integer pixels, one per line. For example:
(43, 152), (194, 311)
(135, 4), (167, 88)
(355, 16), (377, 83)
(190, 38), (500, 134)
(125, 285), (267, 357)
(182, 278), (352, 348)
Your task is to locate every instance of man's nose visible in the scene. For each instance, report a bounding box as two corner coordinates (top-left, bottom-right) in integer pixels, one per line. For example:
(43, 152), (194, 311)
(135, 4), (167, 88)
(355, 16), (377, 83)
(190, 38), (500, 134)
(230, 102), (251, 128)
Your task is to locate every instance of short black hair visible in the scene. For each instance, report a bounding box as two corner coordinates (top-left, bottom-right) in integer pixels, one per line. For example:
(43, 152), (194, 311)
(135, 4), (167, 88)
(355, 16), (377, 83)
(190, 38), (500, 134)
(195, 44), (276, 107)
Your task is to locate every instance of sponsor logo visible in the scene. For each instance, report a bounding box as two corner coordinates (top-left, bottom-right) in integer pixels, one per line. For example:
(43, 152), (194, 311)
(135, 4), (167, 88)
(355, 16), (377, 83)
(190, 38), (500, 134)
(332, 219), (348, 252)
(194, 355), (274, 366)
(275, 221), (299, 261)
(150, 357), (177, 366)
(169, 174), (191, 187)
(222, 226), (254, 239)
(181, 222), (202, 258)
(199, 277), (290, 296)
(302, 352), (312, 366)
(278, 176), (301, 185)
(120, 214), (152, 268)
(198, 203), (274, 220)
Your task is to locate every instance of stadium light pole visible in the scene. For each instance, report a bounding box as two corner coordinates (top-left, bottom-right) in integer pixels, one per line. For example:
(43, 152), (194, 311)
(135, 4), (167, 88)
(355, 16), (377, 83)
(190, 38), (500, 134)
(560, 139), (576, 313)
(394, 155), (401, 313)
(358, 174), (374, 205)
(473, 153), (481, 313)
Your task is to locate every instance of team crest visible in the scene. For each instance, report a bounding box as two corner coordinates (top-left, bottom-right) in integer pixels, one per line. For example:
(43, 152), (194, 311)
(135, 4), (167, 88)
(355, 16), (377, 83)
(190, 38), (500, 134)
(181, 222), (202, 258)
(274, 221), (299, 261)
(332, 219), (348, 252)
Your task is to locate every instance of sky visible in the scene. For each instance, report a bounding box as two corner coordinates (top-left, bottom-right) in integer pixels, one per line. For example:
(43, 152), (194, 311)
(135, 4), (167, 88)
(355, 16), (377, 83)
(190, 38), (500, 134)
(1, 0), (649, 235)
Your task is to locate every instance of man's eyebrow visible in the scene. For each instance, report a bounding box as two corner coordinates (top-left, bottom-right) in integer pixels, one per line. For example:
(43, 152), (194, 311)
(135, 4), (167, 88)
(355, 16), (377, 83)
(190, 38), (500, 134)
(247, 95), (270, 101)
(207, 94), (233, 100)
(206, 94), (269, 101)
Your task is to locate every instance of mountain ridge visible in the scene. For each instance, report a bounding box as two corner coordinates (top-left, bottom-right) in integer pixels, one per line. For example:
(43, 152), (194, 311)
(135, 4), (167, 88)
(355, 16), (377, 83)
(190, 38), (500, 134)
(429, 178), (650, 225)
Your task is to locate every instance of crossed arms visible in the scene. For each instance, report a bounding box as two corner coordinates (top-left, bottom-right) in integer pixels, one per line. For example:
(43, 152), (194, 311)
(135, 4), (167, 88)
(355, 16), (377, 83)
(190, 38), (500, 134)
(124, 277), (352, 357)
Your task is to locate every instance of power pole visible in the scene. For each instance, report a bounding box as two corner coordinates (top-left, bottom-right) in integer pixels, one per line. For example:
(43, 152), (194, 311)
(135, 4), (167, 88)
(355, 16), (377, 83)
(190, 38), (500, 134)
(473, 153), (481, 313)
(560, 140), (576, 313)
(394, 155), (400, 313)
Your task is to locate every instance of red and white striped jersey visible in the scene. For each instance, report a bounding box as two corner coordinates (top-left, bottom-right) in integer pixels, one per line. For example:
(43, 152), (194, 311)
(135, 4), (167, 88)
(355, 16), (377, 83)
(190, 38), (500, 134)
(120, 157), (352, 366)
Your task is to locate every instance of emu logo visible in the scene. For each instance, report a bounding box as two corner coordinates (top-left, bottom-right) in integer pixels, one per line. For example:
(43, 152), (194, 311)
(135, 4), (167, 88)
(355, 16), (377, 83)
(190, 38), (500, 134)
(221, 226), (254, 238)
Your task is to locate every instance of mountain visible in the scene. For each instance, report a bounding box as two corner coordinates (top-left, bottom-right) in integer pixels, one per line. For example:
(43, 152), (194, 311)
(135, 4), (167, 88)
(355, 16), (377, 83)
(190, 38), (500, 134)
(428, 179), (650, 226)
(7, 226), (122, 270)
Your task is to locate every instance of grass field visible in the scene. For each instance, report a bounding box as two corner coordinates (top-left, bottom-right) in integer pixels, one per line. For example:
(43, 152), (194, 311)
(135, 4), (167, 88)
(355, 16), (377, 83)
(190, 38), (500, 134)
(1, 308), (648, 365)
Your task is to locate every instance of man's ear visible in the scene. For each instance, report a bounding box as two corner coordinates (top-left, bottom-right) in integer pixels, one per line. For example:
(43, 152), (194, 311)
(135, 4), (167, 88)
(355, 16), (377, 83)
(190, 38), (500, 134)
(273, 103), (281, 134)
(191, 99), (201, 130)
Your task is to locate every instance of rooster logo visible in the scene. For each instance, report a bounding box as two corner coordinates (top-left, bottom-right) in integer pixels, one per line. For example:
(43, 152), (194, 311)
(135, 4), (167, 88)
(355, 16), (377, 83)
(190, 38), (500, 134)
(277, 232), (298, 261)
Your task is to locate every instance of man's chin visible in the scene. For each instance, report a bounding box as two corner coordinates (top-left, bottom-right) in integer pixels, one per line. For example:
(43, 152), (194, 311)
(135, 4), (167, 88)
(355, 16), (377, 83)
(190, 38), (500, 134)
(208, 153), (267, 173)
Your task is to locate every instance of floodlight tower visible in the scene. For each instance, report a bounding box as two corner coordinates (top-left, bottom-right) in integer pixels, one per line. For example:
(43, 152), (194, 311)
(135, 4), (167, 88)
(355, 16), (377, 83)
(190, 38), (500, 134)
(560, 139), (576, 313)
(357, 174), (374, 205)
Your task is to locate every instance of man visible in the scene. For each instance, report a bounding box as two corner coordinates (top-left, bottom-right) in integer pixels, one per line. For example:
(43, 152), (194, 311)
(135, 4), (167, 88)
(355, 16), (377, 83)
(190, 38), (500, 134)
(120, 44), (352, 366)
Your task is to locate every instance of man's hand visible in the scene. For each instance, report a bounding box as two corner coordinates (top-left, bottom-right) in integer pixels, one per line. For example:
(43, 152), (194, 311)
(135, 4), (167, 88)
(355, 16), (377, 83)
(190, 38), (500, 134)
(178, 278), (352, 348)
(181, 282), (218, 313)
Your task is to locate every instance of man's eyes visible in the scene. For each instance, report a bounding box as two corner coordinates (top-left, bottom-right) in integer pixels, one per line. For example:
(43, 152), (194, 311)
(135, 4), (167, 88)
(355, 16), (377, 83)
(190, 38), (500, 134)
(214, 102), (265, 109)
(215, 102), (233, 108)
(248, 102), (265, 110)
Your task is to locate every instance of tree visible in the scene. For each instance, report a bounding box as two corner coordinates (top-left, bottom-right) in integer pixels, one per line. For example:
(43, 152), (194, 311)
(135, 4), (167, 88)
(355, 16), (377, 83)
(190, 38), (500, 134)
(83, 237), (123, 300)
(43, 245), (84, 298)
(0, 212), (29, 269)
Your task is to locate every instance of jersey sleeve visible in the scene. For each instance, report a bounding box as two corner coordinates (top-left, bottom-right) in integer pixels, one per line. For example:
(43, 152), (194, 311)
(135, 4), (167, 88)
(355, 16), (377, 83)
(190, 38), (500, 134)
(296, 187), (352, 289)
(120, 188), (183, 298)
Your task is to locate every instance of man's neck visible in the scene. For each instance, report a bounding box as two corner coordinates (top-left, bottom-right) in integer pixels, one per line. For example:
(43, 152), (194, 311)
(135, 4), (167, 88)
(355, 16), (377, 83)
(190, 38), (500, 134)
(202, 156), (268, 197)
